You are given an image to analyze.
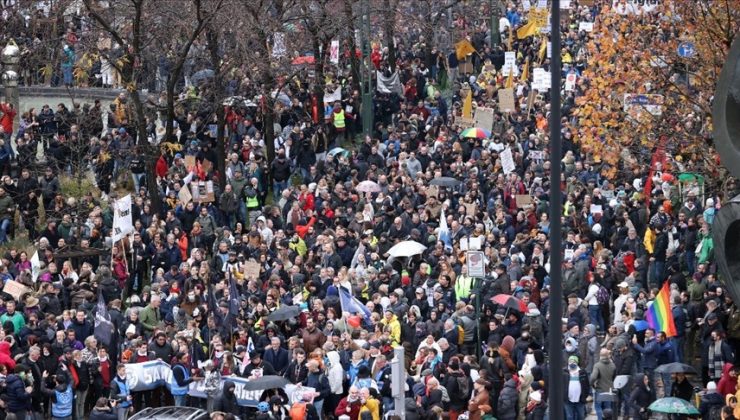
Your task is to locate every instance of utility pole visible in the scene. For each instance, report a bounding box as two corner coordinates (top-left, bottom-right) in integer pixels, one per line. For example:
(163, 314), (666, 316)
(490, 0), (501, 47)
(359, 0), (373, 138)
(548, 1), (564, 419)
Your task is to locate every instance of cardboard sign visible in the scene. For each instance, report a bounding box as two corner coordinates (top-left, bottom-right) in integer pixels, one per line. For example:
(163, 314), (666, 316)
(516, 195), (534, 208)
(184, 155), (196, 169)
(191, 181), (215, 203)
(3, 280), (30, 300)
(243, 261), (261, 280)
(427, 185), (439, 199)
(473, 107), (495, 131)
(457, 116), (476, 129)
(463, 202), (478, 217)
(178, 186), (192, 204)
(579, 22), (594, 32)
(498, 88), (516, 113)
(201, 159), (212, 174)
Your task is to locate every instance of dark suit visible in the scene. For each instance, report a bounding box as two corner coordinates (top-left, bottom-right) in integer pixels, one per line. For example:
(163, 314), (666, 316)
(262, 347), (290, 374)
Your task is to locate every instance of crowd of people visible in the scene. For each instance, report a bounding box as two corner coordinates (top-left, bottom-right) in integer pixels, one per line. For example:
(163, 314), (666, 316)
(0, 1), (739, 420)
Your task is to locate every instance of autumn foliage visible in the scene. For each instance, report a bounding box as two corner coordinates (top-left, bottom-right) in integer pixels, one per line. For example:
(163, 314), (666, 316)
(575, 1), (740, 184)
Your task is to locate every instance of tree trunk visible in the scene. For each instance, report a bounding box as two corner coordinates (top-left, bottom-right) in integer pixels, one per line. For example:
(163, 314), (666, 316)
(206, 27), (228, 190)
(343, 0), (361, 94)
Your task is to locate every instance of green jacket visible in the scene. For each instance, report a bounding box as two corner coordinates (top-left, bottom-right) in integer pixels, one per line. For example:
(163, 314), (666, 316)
(139, 304), (161, 333)
(0, 311), (25, 334)
(0, 194), (14, 217)
(688, 281), (705, 303)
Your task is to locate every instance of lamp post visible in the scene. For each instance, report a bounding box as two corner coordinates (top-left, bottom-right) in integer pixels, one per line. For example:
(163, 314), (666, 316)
(359, 0), (373, 139)
(1, 40), (21, 130)
(548, 1), (564, 419)
(490, 0), (501, 47)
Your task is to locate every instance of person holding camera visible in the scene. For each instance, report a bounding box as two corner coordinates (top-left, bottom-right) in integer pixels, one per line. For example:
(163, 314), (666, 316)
(89, 397), (118, 420)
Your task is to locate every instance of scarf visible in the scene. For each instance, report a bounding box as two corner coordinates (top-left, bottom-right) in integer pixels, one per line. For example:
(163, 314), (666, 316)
(708, 340), (724, 379)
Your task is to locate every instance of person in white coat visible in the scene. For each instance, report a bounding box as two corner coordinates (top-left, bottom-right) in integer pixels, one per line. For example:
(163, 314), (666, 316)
(325, 351), (345, 417)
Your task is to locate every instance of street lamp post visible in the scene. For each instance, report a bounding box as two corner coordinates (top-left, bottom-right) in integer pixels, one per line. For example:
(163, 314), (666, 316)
(490, 0), (501, 47)
(359, 0), (373, 139)
(548, 1), (564, 419)
(1, 40), (21, 130)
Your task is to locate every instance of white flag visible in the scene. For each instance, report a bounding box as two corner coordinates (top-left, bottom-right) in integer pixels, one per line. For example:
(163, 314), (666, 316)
(30, 250), (41, 282)
(112, 194), (134, 242)
(272, 32), (286, 58)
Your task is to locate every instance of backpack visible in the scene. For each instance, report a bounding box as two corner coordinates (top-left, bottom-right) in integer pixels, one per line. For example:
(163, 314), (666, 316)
(289, 402), (307, 420)
(439, 385), (451, 403)
(456, 375), (470, 398)
(457, 324), (465, 346)
(596, 285), (610, 305)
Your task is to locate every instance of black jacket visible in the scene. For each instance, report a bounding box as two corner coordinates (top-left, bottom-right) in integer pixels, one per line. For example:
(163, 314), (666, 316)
(89, 407), (117, 420)
(213, 380), (239, 413)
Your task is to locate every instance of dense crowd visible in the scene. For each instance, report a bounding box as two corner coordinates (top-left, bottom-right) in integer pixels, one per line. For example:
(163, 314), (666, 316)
(0, 1), (739, 420)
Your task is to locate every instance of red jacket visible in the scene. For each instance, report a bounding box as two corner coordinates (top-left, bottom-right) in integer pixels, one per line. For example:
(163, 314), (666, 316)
(156, 155), (169, 178)
(0, 103), (16, 134)
(335, 397), (362, 420)
(0, 341), (16, 371)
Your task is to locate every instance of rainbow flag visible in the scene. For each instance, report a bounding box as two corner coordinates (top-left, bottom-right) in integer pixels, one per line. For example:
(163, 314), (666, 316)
(646, 281), (677, 337)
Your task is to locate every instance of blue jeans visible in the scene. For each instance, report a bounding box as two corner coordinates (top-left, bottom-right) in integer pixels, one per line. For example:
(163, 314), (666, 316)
(564, 401), (585, 420)
(62, 65), (73, 85)
(273, 180), (288, 201)
(684, 250), (696, 275)
(173, 394), (187, 407)
(0, 218), (11, 243)
(589, 305), (604, 332)
(132, 173), (144, 193)
(650, 260), (665, 288)
(593, 393), (611, 420)
(313, 398), (324, 420)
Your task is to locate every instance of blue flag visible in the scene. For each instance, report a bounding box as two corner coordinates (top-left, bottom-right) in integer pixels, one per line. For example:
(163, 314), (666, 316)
(339, 287), (372, 320)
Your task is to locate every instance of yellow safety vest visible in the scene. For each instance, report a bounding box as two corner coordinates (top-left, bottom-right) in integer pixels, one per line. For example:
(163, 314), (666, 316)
(333, 110), (345, 129)
(246, 195), (259, 209)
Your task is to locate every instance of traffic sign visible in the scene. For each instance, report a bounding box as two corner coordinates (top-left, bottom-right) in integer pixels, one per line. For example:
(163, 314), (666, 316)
(677, 41), (696, 58)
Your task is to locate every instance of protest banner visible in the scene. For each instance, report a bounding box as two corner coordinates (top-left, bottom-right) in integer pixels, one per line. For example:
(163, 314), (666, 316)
(125, 361), (173, 392)
(529, 150), (545, 160)
(330, 40), (339, 64)
(502, 52), (519, 77)
(3, 280), (30, 300)
(191, 181), (216, 203)
(498, 88), (516, 113)
(501, 148), (516, 174)
(112, 195), (134, 242)
(189, 376), (314, 408)
(532, 68), (551, 91)
(178, 186), (192, 205)
(579, 22), (594, 32)
(516, 195), (534, 208)
(623, 94), (664, 117)
(466, 251), (486, 278)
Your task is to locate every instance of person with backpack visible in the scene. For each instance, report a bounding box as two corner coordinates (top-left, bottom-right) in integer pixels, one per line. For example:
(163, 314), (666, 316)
(444, 358), (471, 420)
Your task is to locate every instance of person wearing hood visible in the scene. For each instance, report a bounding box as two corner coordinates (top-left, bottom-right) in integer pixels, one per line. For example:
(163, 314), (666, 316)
(40, 369), (73, 420)
(497, 375), (519, 420)
(700, 381), (726, 419)
(627, 373), (652, 419)
(325, 351), (344, 417)
(379, 309), (401, 347)
(5, 365), (33, 418)
(0, 340), (16, 371)
(563, 355), (589, 420)
(582, 324), (599, 374)
(718, 363), (738, 397)
(213, 379), (239, 414)
(670, 372), (695, 403)
(524, 388), (546, 420)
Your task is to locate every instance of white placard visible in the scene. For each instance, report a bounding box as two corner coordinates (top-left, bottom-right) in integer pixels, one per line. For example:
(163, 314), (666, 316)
(547, 42), (552, 58)
(112, 194), (134, 242)
(565, 249), (575, 261)
(501, 148), (516, 174)
(532, 68), (551, 91)
(561, 0), (571, 8)
(565, 72), (577, 91)
(537, 0), (547, 8)
(579, 22), (594, 32)
(523, 0), (531, 11)
(467, 251), (486, 278)
(590, 204), (603, 214)
(502, 51), (519, 77)
(272, 32), (286, 58)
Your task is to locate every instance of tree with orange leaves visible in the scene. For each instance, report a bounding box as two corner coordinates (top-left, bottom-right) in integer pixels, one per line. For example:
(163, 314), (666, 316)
(575, 1), (739, 190)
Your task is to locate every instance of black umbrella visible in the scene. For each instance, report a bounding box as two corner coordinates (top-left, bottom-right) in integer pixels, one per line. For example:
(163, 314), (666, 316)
(241, 375), (290, 391)
(266, 305), (301, 322)
(429, 177), (462, 188)
(654, 362), (698, 375)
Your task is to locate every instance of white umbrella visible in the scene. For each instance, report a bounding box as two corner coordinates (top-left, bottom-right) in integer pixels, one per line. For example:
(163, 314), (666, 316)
(386, 240), (427, 258)
(356, 180), (381, 193)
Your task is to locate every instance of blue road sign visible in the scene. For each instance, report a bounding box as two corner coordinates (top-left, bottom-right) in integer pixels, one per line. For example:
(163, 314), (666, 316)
(677, 42), (696, 58)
